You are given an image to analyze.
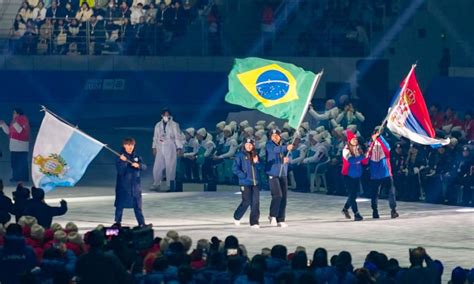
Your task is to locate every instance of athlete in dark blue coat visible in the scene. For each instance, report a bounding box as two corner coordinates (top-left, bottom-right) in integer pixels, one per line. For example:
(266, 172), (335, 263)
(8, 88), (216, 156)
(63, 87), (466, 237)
(265, 129), (293, 227)
(114, 137), (147, 226)
(232, 138), (260, 228)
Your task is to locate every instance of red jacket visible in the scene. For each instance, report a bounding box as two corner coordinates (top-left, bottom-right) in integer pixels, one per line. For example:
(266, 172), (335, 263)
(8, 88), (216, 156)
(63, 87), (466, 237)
(9, 115), (30, 142)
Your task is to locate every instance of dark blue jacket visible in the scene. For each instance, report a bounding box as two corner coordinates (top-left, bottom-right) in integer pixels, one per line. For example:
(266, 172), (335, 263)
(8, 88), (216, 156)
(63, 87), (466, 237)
(232, 151), (260, 186)
(115, 149), (146, 209)
(265, 141), (289, 177)
(0, 235), (37, 284)
(24, 199), (68, 228)
(38, 250), (77, 282)
(0, 193), (14, 225)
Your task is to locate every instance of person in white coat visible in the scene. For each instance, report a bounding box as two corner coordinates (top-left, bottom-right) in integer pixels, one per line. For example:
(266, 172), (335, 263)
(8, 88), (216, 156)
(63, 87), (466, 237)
(151, 109), (184, 192)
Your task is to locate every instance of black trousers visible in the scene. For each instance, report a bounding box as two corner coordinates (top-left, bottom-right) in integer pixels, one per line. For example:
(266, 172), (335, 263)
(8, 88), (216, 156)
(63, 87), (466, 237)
(114, 198), (145, 226)
(343, 176), (360, 214)
(11, 151), (29, 182)
(370, 177), (397, 211)
(233, 185), (260, 225)
(182, 158), (199, 181)
(269, 176), (288, 222)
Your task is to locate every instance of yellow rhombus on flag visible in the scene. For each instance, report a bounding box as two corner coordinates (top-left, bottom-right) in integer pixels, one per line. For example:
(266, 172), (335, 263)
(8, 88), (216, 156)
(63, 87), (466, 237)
(225, 57), (322, 129)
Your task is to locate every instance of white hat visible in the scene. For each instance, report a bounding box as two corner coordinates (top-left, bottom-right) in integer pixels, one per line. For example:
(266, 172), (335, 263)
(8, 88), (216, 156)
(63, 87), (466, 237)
(223, 125), (232, 133)
(185, 127), (195, 136)
(239, 120), (249, 128)
(255, 129), (265, 138)
(442, 125), (453, 134)
(451, 126), (462, 133)
(216, 121), (226, 129)
(244, 127), (254, 135)
(266, 121), (276, 130)
(347, 124), (358, 133)
(308, 130), (318, 137)
(311, 133), (321, 142)
(197, 128), (207, 137)
(301, 122), (310, 130)
(333, 126), (344, 134)
(283, 122), (291, 130)
(449, 137), (458, 146)
(256, 120), (266, 126)
(229, 121), (237, 131)
(255, 125), (264, 131)
(316, 126), (325, 133)
(321, 130), (331, 139)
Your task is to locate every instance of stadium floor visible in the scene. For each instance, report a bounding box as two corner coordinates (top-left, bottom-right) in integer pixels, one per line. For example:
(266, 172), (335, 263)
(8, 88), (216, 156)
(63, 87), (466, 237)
(3, 181), (473, 281)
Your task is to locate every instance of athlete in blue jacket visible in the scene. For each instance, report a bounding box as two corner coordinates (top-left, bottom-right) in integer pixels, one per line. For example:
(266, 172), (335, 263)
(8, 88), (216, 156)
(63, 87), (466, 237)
(367, 131), (399, 219)
(265, 129), (293, 227)
(232, 138), (261, 228)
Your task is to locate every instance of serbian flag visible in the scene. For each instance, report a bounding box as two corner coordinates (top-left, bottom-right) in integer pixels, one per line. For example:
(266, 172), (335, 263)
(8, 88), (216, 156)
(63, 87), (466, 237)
(386, 65), (450, 146)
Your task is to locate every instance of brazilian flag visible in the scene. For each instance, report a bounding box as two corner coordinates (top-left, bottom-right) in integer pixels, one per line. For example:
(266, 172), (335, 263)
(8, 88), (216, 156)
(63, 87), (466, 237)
(225, 57), (322, 129)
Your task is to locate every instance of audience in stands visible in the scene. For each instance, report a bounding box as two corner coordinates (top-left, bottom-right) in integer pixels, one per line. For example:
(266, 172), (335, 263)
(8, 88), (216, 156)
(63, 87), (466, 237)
(9, 0), (214, 55)
(0, 219), (472, 283)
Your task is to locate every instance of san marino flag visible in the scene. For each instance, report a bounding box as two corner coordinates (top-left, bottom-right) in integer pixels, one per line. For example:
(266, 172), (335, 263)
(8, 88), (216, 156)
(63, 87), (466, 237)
(32, 111), (104, 191)
(225, 57), (322, 129)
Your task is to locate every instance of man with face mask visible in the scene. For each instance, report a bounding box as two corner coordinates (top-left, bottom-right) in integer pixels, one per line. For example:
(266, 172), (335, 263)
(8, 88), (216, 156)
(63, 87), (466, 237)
(151, 108), (184, 192)
(266, 129), (294, 227)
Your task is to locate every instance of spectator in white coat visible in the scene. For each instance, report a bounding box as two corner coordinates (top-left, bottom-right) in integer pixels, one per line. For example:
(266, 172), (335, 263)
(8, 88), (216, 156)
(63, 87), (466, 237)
(151, 108), (183, 192)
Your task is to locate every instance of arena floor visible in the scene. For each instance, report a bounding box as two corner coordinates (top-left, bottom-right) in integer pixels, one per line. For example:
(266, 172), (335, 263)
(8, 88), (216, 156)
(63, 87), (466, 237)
(3, 180), (473, 281)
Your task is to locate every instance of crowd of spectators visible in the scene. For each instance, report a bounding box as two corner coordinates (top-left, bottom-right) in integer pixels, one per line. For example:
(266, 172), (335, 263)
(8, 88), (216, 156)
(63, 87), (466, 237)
(0, 212), (473, 283)
(9, 0), (221, 55)
(176, 97), (473, 207)
(290, 0), (401, 57)
(7, 0), (407, 57)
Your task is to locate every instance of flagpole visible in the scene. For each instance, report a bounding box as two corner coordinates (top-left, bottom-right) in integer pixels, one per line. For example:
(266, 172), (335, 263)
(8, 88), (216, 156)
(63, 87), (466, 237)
(377, 64), (416, 135)
(366, 64), (417, 158)
(40, 105), (131, 163)
(279, 70), (323, 176)
(294, 70), (324, 134)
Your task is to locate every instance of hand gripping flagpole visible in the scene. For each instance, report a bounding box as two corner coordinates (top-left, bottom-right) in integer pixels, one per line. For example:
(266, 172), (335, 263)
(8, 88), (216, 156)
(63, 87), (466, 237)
(279, 70), (324, 176)
(40, 105), (133, 164)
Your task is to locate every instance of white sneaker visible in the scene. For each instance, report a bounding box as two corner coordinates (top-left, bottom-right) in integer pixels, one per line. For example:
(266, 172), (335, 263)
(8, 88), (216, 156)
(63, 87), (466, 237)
(250, 224), (260, 229)
(269, 216), (277, 226)
(149, 184), (160, 191)
(233, 219), (241, 226)
(277, 222), (288, 228)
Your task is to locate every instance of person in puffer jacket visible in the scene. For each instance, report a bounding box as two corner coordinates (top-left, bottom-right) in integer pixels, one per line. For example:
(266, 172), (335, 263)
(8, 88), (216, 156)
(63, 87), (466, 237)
(232, 138), (261, 229)
(341, 130), (365, 221)
(0, 223), (37, 284)
(366, 128), (399, 219)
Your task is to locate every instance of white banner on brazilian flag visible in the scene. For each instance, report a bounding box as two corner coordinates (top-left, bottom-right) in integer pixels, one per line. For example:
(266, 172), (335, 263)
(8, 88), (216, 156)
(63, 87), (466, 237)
(32, 111), (104, 191)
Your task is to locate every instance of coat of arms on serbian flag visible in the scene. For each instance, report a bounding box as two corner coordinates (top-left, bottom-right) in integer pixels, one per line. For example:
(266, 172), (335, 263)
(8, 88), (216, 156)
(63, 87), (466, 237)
(386, 65), (450, 147)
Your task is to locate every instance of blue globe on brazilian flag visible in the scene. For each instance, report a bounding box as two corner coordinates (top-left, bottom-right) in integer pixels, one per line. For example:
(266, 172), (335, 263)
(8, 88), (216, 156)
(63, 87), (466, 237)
(225, 57), (322, 129)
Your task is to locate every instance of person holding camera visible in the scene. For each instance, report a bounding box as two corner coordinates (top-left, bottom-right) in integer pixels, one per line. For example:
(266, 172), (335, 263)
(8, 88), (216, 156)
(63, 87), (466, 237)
(398, 247), (439, 284)
(232, 138), (261, 229)
(266, 129), (294, 227)
(115, 137), (147, 227)
(333, 101), (365, 130)
(24, 187), (68, 228)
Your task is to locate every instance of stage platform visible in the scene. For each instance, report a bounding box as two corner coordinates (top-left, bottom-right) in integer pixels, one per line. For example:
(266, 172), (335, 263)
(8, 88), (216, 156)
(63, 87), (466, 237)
(3, 182), (473, 281)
